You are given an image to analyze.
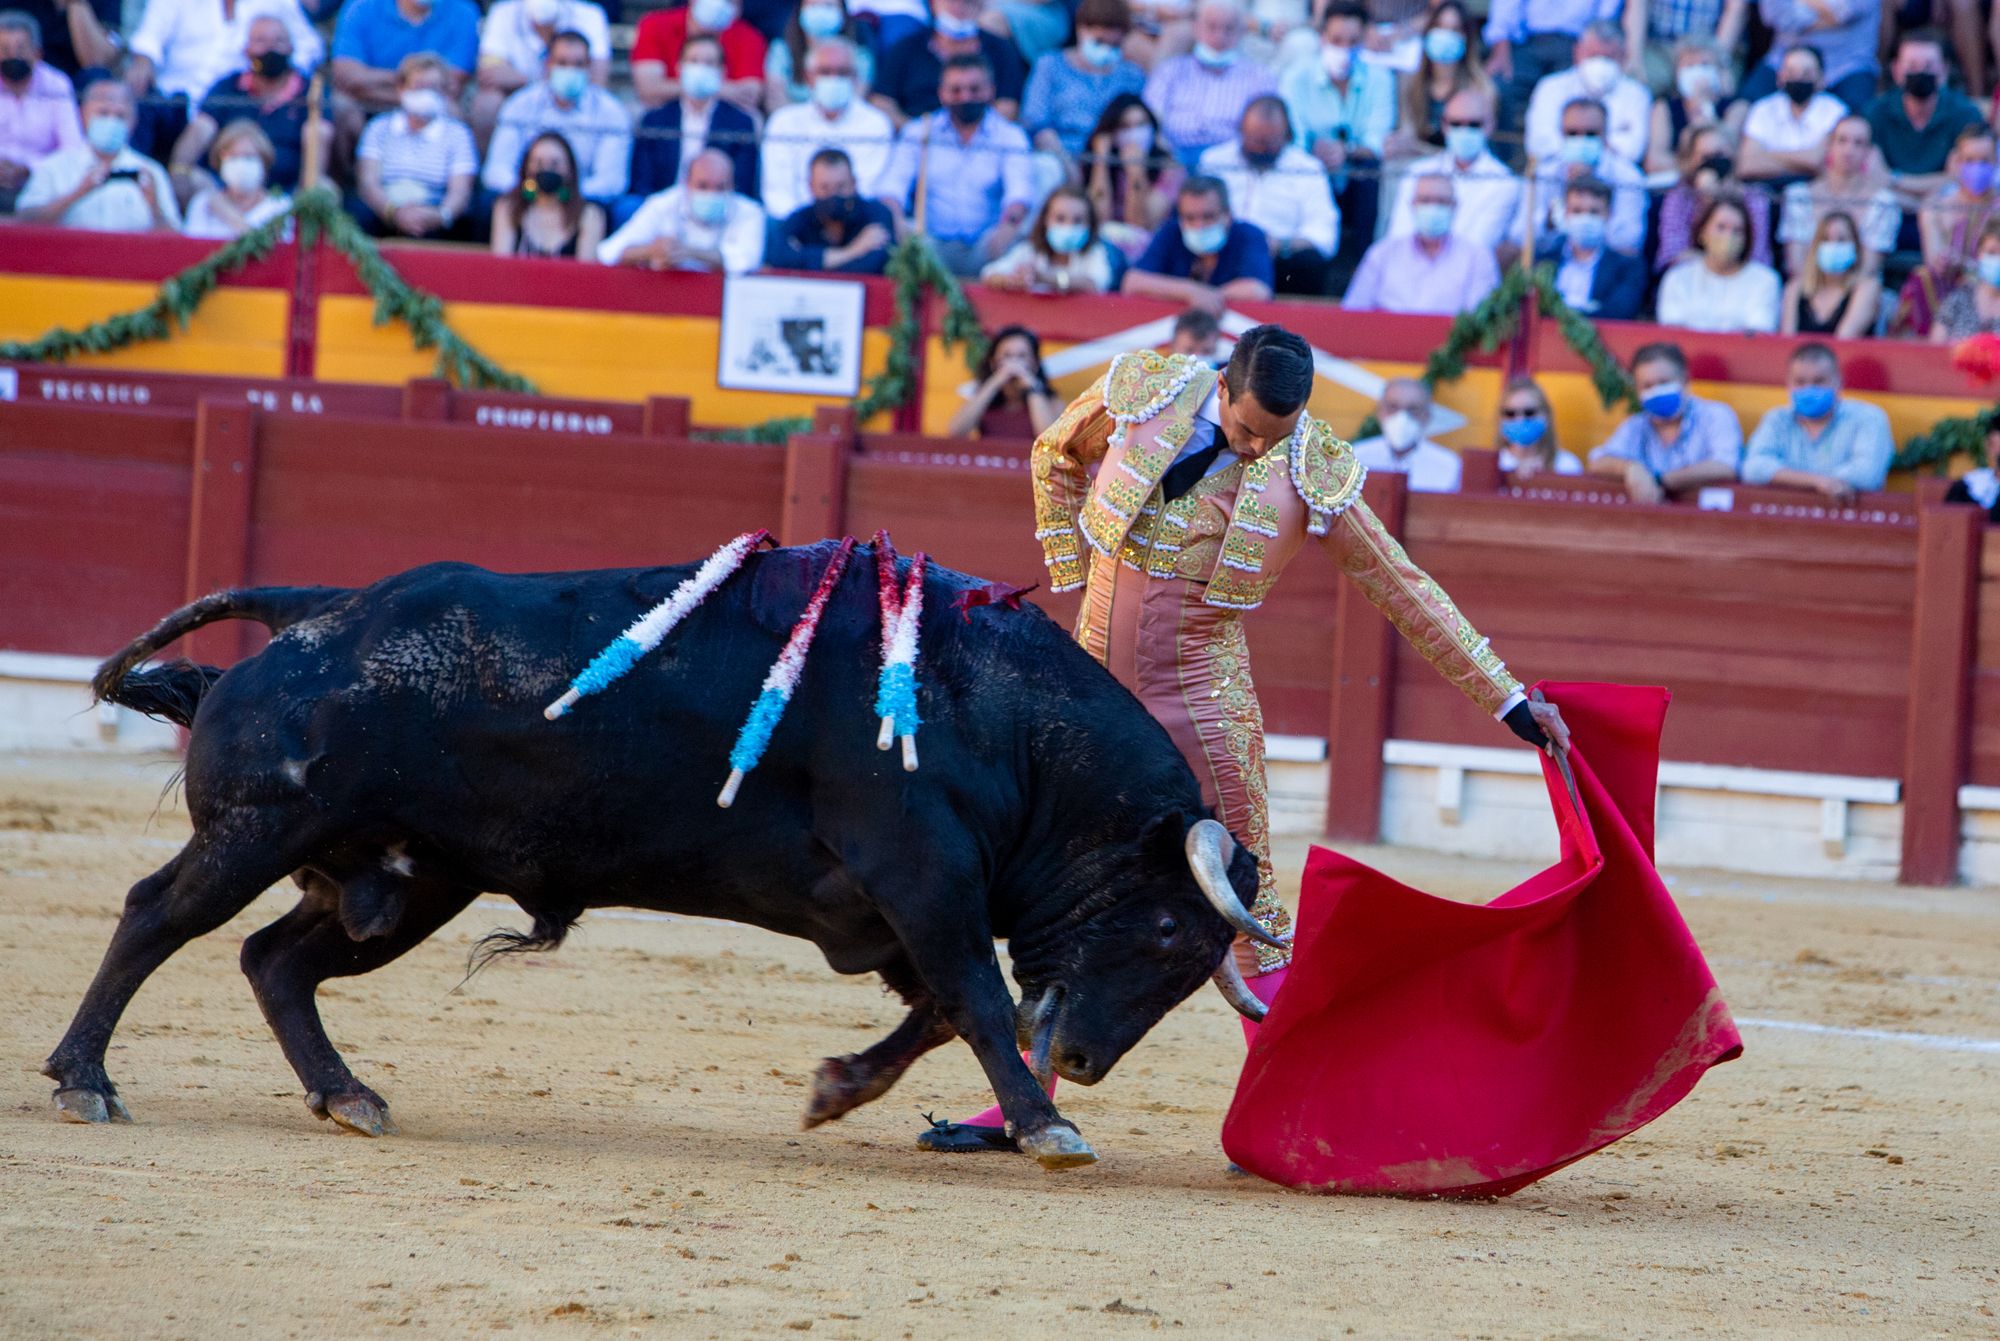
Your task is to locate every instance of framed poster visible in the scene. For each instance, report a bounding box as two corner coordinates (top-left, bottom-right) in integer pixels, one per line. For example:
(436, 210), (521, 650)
(716, 273), (866, 398)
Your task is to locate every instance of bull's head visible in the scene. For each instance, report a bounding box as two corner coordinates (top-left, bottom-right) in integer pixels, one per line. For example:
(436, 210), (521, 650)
(1010, 813), (1281, 1088)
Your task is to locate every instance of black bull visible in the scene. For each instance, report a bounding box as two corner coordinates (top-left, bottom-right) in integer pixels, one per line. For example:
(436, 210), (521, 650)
(45, 542), (1271, 1169)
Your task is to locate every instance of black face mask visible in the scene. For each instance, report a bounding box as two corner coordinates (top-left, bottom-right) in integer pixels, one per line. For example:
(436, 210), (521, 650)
(1243, 147), (1280, 170)
(252, 50), (291, 79)
(947, 98), (987, 127)
(1782, 78), (1817, 106)
(529, 168), (570, 198)
(1902, 70), (1940, 99)
(0, 57), (30, 84)
(814, 192), (860, 226)
(1699, 152), (1734, 181)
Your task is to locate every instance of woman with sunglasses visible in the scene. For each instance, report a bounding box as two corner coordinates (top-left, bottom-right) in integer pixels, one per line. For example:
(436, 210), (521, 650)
(1496, 376), (1582, 479)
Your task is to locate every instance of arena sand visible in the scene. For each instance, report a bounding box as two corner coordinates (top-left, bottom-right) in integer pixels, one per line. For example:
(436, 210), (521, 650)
(2, 751), (1996, 1340)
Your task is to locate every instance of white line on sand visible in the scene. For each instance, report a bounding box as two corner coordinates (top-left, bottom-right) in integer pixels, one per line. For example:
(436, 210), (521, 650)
(1737, 1017), (2000, 1055)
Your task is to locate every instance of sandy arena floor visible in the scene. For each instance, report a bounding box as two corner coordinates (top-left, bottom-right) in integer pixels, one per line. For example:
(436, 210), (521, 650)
(2, 750), (1996, 1339)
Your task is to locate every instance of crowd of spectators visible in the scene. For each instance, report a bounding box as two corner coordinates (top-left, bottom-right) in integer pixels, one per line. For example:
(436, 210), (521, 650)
(0, 0), (1994, 331)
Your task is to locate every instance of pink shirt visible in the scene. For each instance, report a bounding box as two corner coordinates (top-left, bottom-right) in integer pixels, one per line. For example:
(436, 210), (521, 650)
(0, 64), (85, 170)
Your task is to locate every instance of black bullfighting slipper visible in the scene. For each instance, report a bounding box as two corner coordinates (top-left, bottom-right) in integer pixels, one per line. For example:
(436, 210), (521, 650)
(916, 1113), (1019, 1153)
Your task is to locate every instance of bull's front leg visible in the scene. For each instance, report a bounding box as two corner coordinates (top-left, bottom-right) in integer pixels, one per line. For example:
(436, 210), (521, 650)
(803, 998), (955, 1128)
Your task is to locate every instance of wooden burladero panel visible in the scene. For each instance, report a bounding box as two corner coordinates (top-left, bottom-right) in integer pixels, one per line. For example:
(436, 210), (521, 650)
(1974, 529), (2000, 787)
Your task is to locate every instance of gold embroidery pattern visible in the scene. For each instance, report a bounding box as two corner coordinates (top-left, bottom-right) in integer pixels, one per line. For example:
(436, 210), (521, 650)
(1030, 373), (1112, 591)
(1204, 617), (1293, 973)
(1289, 416), (1368, 533)
(1335, 502), (1524, 714)
(1114, 460), (1241, 577)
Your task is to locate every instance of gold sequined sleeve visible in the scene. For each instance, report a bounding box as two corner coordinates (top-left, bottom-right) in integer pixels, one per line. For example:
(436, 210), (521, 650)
(1029, 376), (1114, 592)
(1324, 499), (1524, 716)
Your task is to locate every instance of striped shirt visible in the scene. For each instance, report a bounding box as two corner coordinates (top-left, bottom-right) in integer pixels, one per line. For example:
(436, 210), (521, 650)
(357, 111), (478, 208)
(1142, 55), (1277, 161)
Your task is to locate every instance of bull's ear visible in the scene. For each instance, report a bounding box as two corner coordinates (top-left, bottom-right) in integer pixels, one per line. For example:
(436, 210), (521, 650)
(1140, 809), (1195, 856)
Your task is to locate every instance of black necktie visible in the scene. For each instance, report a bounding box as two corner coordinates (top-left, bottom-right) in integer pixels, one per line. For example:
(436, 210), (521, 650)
(1160, 420), (1223, 502)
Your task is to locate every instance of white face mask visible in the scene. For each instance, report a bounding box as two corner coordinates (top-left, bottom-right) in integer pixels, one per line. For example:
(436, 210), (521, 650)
(401, 86), (446, 121)
(1319, 41), (1352, 81)
(1578, 55), (1619, 94)
(219, 154), (266, 193)
(1381, 410), (1423, 449)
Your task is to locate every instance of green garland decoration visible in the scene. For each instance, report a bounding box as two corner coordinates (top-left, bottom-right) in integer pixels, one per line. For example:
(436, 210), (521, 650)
(1353, 263), (1637, 441)
(1892, 403), (1996, 472)
(698, 234), (988, 443)
(0, 188), (532, 392)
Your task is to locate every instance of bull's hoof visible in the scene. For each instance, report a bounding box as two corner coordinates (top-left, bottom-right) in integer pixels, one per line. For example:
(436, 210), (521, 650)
(53, 1086), (132, 1125)
(1016, 1124), (1097, 1170)
(312, 1089), (398, 1137)
(802, 1057), (859, 1129)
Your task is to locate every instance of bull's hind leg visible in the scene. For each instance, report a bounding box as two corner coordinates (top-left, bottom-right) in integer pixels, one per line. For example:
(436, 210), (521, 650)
(803, 997), (955, 1129)
(44, 830), (305, 1124)
(241, 871), (476, 1137)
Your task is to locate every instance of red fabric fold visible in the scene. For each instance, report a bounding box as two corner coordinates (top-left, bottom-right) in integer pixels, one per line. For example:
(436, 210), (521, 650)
(1221, 682), (1742, 1197)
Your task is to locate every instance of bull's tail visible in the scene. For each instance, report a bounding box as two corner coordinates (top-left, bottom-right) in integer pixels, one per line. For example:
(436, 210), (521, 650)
(464, 903), (584, 980)
(93, 585), (349, 728)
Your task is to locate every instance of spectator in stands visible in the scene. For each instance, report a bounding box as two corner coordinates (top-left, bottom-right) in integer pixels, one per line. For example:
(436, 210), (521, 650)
(1657, 194), (1781, 333)
(1482, 0), (1619, 133)
(1738, 45), (1847, 185)
(1344, 171), (1499, 315)
(1123, 173), (1274, 310)
(599, 145), (764, 270)
(491, 130), (605, 257)
(1387, 2), (1489, 158)
(474, 0), (612, 140)
(182, 117), (289, 237)
(0, 11), (83, 213)
(1867, 29), (1984, 214)
(1084, 92), (1181, 261)
(1655, 122), (1774, 271)
(1022, 0), (1144, 162)
(353, 52), (476, 239)
(878, 53), (1033, 276)
(761, 36), (893, 219)
(1739, 342), (1892, 499)
(981, 183), (1118, 292)
(1145, 0), (1277, 166)
(168, 17), (321, 198)
(1170, 306), (1221, 358)
(1919, 124), (1999, 272)
(17, 76), (180, 230)
(128, 0), (319, 162)
(1643, 36), (1744, 177)
(330, 0), (477, 160)
(1496, 375), (1582, 476)
(872, 0), (1026, 125)
(1523, 22), (1650, 168)
(1386, 88), (1519, 252)
(1523, 95), (1647, 254)
(766, 0), (876, 110)
(988, 0), (1072, 65)
(485, 31), (630, 202)
(1622, 0), (1746, 98)
(1780, 210), (1880, 337)
(1741, 0), (1879, 112)
(1352, 378), (1463, 492)
(947, 324), (1060, 437)
(1587, 341), (1742, 503)
(631, 0), (767, 110)
(1197, 95), (1338, 295)
(1779, 115), (1900, 274)
(11, 0), (118, 82)
(1930, 219), (2000, 342)
(629, 33), (760, 207)
(1536, 176), (1646, 318)
(1277, 1), (1387, 255)
(767, 146), (895, 272)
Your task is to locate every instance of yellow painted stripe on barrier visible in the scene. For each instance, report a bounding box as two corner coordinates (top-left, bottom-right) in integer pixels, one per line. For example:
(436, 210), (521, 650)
(314, 296), (893, 427)
(0, 276), (288, 376)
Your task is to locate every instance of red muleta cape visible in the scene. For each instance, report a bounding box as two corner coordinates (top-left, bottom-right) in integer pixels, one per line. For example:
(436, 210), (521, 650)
(1221, 682), (1743, 1197)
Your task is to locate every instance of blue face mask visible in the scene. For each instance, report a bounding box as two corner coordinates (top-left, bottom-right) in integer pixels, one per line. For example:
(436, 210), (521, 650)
(1979, 253), (2000, 287)
(1181, 220), (1228, 254)
(1641, 381), (1685, 420)
(688, 189), (729, 224)
(1564, 211), (1606, 251)
(1413, 202), (1453, 239)
(1815, 239), (1857, 275)
(1444, 124), (1485, 163)
(85, 114), (129, 156)
(1423, 27), (1466, 64)
(1790, 384), (1837, 420)
(800, 2), (844, 36)
(1045, 222), (1089, 254)
(1500, 415), (1548, 448)
(681, 62), (722, 101)
(1560, 133), (1602, 167)
(1078, 36), (1119, 67)
(548, 66), (588, 101)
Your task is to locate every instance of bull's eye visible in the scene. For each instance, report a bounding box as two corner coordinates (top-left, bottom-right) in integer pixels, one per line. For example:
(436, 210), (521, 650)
(1157, 915), (1179, 944)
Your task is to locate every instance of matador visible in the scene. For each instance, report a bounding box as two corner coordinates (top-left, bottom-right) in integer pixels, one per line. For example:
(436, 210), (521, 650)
(920, 325), (1567, 1154)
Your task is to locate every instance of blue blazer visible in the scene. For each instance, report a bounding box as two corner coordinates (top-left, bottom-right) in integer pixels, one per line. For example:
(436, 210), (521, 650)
(1535, 238), (1647, 322)
(628, 99), (760, 201)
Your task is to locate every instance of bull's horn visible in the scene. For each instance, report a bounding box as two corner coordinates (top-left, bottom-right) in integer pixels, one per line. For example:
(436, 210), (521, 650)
(1185, 819), (1289, 950)
(1213, 953), (1268, 1022)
